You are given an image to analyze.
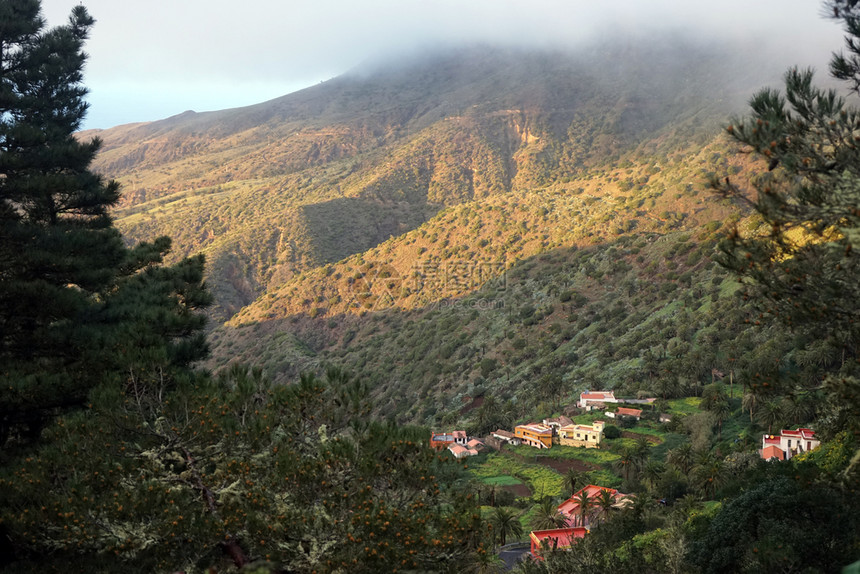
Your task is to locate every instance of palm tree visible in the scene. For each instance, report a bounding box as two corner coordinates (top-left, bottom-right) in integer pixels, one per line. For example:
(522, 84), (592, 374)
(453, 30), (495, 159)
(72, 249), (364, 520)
(742, 391), (758, 423)
(466, 547), (505, 574)
(530, 498), (566, 531)
(489, 506), (523, 549)
(574, 489), (594, 528)
(659, 467), (687, 502)
(711, 399), (731, 440)
(613, 446), (636, 482)
(757, 398), (784, 434)
(594, 489), (616, 524)
(693, 457), (725, 499)
(666, 442), (694, 474)
(632, 436), (652, 477)
(781, 393), (814, 426)
(642, 460), (666, 493)
(564, 468), (585, 497)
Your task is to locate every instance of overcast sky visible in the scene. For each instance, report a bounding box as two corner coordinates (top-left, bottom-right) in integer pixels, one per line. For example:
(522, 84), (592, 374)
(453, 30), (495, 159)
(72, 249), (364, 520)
(40, 0), (845, 130)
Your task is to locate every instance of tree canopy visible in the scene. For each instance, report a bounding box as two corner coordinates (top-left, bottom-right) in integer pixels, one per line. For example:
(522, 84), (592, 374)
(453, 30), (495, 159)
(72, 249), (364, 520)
(0, 1), (209, 448)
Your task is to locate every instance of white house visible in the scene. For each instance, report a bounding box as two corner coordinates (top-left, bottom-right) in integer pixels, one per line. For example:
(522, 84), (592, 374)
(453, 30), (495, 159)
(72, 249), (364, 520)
(760, 428), (820, 461)
(578, 391), (617, 411)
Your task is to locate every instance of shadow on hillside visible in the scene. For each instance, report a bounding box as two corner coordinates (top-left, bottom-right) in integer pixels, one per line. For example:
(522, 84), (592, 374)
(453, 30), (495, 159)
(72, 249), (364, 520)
(299, 196), (440, 264)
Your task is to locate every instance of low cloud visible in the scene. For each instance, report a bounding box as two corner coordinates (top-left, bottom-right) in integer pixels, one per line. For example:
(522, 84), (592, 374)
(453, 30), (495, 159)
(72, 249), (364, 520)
(41, 0), (846, 128)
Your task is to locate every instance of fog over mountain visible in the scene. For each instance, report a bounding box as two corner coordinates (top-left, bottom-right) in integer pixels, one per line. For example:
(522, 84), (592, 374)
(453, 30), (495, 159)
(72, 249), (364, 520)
(41, 0), (842, 129)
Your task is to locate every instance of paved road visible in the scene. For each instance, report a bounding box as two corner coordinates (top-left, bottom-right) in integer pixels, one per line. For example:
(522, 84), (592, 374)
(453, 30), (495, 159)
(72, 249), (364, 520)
(498, 544), (530, 570)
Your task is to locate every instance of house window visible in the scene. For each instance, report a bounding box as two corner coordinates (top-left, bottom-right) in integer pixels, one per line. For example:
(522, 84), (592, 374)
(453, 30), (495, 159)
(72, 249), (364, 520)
(787, 440), (792, 448)
(807, 441), (811, 450)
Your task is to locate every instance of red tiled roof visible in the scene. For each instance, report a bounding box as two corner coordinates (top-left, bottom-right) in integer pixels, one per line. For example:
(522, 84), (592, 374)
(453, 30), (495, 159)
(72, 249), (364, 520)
(581, 391), (614, 400)
(761, 444), (785, 460)
(557, 485), (623, 517)
(617, 407), (642, 417)
(780, 428), (816, 439)
(493, 429), (515, 439)
(530, 527), (587, 551)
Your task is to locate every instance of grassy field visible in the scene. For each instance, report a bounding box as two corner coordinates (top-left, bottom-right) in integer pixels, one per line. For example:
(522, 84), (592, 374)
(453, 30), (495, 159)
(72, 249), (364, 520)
(469, 452), (565, 500)
(482, 475), (524, 486)
(666, 397), (702, 414)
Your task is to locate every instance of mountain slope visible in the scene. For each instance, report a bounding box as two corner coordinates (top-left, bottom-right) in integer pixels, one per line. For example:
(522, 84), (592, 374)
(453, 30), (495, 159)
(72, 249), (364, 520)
(88, 42), (777, 321)
(85, 40), (793, 423)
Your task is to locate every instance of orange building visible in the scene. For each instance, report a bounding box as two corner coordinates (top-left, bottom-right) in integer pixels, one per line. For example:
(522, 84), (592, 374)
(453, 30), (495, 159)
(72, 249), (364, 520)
(514, 423), (553, 449)
(530, 527), (587, 558)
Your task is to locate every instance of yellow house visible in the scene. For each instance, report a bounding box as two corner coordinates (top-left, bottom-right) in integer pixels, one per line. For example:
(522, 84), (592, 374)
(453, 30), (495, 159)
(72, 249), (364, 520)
(515, 423), (554, 449)
(558, 420), (605, 448)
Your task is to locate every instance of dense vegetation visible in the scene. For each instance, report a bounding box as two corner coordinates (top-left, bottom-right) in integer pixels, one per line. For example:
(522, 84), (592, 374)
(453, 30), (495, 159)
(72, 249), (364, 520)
(2, 0), (859, 572)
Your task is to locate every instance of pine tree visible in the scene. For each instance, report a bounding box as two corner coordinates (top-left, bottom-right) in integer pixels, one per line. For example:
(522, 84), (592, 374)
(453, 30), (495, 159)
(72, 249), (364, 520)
(0, 2), (209, 446)
(713, 0), (860, 477)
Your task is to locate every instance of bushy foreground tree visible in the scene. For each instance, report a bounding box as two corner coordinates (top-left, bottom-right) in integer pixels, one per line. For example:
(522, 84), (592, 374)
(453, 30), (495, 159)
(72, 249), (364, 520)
(714, 0), (860, 478)
(0, 366), (486, 572)
(689, 477), (858, 573)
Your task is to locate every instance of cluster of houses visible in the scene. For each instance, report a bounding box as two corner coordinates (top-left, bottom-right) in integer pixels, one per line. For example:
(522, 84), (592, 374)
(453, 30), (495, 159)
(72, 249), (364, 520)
(431, 390), (658, 459)
(429, 430), (486, 458)
(488, 417), (607, 451)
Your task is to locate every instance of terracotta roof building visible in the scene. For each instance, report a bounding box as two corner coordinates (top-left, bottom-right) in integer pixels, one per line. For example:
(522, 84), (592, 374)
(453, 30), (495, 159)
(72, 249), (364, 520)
(557, 485), (629, 528)
(430, 430), (467, 450)
(615, 407), (643, 419)
(448, 444), (479, 458)
(530, 527), (587, 558)
(578, 391), (617, 410)
(491, 429), (522, 445)
(760, 428), (819, 461)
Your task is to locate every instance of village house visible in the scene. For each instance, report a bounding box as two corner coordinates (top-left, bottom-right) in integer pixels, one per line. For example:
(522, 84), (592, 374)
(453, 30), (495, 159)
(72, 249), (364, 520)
(429, 430), (467, 450)
(514, 423), (554, 449)
(606, 406), (643, 421)
(558, 420), (605, 448)
(542, 415), (573, 432)
(557, 485), (630, 528)
(760, 428), (820, 461)
(578, 391), (617, 411)
(447, 444), (480, 459)
(491, 429), (522, 446)
(542, 416), (574, 444)
(467, 438), (485, 451)
(529, 527), (587, 558)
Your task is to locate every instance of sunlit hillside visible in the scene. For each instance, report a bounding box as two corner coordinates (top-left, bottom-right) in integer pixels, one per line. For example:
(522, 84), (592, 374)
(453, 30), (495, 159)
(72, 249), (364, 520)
(84, 40), (788, 422)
